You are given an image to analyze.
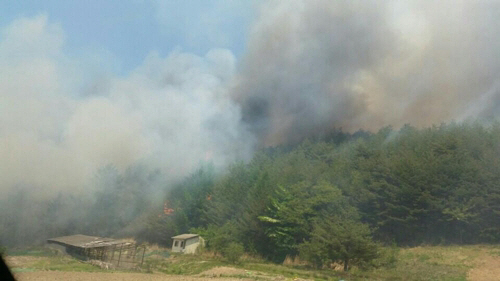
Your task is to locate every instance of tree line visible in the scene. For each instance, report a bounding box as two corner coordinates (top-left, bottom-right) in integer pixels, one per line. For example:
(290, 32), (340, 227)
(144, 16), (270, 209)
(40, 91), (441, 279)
(2, 121), (499, 269)
(138, 121), (500, 267)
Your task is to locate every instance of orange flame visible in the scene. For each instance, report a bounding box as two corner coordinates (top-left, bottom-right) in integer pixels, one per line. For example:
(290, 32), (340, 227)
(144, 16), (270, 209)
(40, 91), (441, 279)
(163, 202), (174, 215)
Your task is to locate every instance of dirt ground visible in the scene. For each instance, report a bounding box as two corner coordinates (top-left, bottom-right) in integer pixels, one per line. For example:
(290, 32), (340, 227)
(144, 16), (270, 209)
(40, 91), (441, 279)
(5, 256), (44, 268)
(198, 266), (259, 277)
(15, 271), (253, 281)
(7, 246), (500, 281)
(467, 250), (500, 281)
(10, 261), (277, 281)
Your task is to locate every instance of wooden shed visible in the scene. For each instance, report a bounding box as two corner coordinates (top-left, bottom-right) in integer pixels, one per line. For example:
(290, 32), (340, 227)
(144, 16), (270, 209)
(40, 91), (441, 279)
(47, 234), (145, 268)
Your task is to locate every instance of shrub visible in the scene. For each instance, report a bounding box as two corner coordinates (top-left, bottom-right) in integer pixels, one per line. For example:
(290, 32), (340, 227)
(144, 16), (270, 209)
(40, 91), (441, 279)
(299, 241), (328, 269)
(299, 216), (380, 271)
(223, 242), (244, 264)
(371, 243), (399, 269)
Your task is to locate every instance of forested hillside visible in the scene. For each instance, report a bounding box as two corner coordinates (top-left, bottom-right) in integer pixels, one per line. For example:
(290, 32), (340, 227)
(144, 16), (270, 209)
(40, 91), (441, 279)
(139, 122), (500, 262)
(2, 121), (500, 268)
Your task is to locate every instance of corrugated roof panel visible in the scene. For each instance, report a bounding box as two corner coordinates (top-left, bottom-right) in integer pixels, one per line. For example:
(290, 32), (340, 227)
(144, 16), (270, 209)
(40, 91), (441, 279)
(47, 234), (128, 248)
(171, 234), (199, 240)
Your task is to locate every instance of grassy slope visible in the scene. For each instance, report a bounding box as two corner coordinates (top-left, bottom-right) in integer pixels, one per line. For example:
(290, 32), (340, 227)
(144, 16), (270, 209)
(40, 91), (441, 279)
(5, 248), (110, 273)
(5, 245), (500, 281)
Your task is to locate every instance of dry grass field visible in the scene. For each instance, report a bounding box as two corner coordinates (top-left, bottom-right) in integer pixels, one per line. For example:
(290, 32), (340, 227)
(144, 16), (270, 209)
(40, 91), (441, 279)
(14, 271), (256, 281)
(5, 245), (500, 281)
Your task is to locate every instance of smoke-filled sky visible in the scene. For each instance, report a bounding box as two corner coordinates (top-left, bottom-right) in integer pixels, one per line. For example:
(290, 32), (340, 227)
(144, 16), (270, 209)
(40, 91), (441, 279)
(1, 0), (500, 196)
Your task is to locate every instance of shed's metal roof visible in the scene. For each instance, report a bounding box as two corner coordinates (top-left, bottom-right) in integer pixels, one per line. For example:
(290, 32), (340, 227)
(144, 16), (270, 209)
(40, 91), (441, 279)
(47, 234), (127, 248)
(171, 234), (199, 240)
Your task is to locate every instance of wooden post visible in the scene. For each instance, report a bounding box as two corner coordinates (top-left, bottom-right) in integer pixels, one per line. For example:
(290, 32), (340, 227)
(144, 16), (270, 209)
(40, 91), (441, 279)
(140, 246), (146, 266)
(110, 244), (116, 261)
(117, 244), (124, 267)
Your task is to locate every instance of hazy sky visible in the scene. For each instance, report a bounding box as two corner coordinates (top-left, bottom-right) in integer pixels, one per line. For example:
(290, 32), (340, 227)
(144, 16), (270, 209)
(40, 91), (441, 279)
(0, 0), (256, 73)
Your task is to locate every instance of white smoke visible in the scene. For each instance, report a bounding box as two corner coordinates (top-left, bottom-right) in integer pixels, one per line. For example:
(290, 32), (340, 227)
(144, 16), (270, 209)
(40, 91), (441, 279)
(0, 14), (254, 197)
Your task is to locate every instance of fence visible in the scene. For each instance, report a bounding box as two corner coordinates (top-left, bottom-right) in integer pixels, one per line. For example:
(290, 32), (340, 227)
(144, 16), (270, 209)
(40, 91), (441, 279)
(82, 243), (146, 269)
(106, 243), (146, 269)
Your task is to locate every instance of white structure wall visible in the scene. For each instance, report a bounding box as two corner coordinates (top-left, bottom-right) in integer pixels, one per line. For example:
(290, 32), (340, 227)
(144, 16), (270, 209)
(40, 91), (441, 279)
(171, 236), (203, 254)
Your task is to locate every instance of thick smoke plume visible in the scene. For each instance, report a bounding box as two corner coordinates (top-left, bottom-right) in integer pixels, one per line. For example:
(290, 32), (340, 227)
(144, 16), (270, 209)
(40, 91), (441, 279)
(0, 14), (253, 198)
(234, 0), (500, 145)
(1, 1), (500, 246)
(0, 14), (254, 245)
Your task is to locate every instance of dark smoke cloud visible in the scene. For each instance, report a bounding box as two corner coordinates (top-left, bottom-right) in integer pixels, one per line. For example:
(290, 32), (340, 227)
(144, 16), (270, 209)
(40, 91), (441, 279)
(233, 0), (500, 145)
(2, 1), (500, 246)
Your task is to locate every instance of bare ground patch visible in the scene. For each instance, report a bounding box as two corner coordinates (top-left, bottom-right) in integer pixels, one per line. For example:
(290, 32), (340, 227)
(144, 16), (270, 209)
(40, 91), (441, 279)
(5, 256), (44, 268)
(198, 266), (280, 280)
(15, 271), (258, 281)
(199, 266), (250, 277)
(467, 250), (500, 281)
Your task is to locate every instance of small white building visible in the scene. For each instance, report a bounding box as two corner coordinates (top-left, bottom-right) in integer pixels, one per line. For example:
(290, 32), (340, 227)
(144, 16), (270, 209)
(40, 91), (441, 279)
(171, 234), (204, 254)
